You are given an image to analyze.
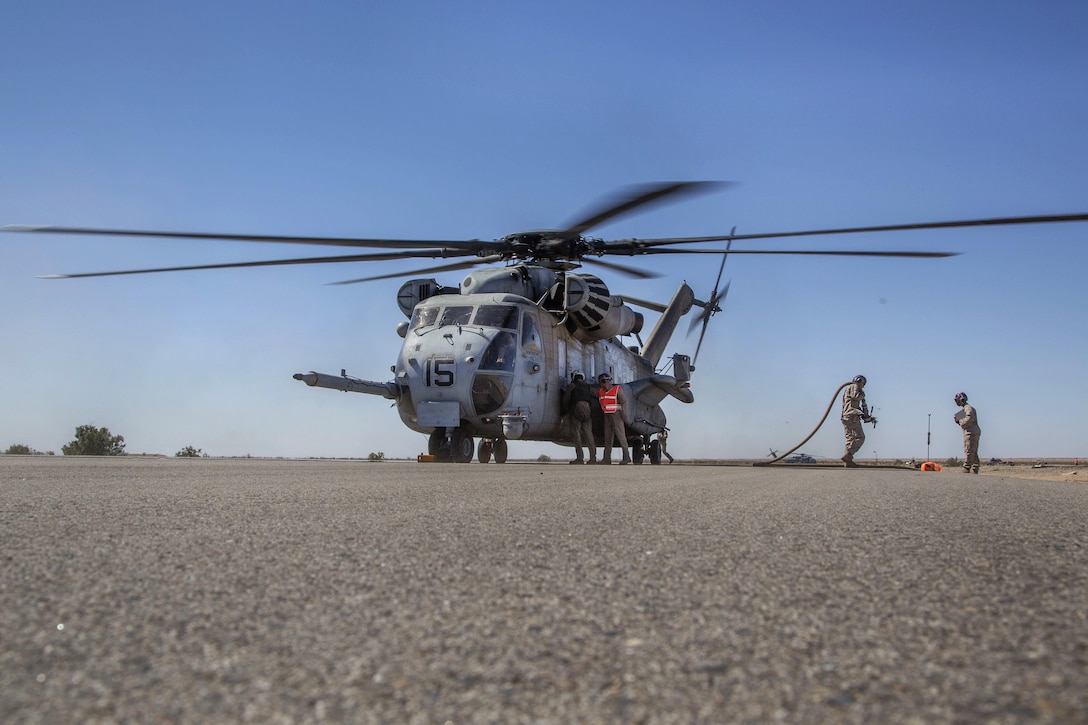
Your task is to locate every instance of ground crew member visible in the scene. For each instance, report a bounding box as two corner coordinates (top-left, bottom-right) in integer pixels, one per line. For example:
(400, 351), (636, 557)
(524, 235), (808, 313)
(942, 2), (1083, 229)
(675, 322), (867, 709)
(561, 371), (596, 464)
(841, 374), (875, 467)
(656, 428), (674, 463)
(954, 392), (981, 474)
(596, 372), (631, 465)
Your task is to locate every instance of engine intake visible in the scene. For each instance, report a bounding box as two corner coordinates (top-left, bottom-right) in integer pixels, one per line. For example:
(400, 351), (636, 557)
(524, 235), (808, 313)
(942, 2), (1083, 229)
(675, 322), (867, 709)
(564, 273), (643, 341)
(395, 278), (459, 318)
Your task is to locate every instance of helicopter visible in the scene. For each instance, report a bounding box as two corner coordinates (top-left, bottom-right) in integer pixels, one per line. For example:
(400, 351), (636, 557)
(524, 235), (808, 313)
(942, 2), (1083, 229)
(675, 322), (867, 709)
(6, 182), (1088, 463)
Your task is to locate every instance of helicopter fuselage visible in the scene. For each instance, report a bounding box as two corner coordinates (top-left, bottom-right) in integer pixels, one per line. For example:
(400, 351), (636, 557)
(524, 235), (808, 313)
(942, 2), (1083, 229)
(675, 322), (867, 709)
(295, 263), (696, 462)
(394, 291), (653, 440)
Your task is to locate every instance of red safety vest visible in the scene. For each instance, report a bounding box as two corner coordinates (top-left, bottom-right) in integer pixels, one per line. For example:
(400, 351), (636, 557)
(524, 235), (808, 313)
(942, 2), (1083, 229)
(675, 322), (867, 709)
(599, 385), (621, 414)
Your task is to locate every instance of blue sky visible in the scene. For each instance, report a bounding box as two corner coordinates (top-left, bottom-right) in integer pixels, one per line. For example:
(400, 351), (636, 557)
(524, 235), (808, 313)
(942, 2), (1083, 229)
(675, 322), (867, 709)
(3, 1), (1087, 460)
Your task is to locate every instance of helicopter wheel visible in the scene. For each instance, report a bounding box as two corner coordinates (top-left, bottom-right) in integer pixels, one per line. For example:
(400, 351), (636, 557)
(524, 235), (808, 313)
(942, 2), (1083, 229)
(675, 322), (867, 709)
(428, 428), (453, 462)
(450, 428), (474, 463)
(631, 440), (645, 465)
(648, 439), (662, 465)
(478, 439), (493, 464)
(493, 438), (508, 464)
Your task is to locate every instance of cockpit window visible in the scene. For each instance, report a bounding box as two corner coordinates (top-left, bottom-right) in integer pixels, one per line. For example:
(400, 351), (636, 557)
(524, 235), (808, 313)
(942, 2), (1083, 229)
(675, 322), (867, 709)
(479, 331), (516, 372)
(474, 305), (518, 330)
(439, 305), (473, 327)
(521, 312), (541, 354)
(411, 306), (440, 330)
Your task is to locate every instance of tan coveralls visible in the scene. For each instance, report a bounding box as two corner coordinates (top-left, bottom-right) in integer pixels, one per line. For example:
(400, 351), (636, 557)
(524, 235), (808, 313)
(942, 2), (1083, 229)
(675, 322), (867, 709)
(841, 382), (869, 461)
(954, 404), (981, 473)
(657, 429), (674, 463)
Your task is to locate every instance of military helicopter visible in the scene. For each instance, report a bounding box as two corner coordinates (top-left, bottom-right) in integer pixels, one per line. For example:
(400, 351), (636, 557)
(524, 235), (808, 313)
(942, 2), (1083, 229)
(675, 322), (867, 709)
(6, 182), (1087, 463)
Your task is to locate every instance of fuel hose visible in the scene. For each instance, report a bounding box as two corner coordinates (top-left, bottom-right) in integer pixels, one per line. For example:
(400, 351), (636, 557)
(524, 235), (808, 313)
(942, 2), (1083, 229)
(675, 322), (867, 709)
(754, 381), (852, 466)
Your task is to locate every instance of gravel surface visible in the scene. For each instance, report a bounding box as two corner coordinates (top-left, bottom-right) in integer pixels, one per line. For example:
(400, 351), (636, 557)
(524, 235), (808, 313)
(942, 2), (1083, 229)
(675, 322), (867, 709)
(2, 457), (1087, 723)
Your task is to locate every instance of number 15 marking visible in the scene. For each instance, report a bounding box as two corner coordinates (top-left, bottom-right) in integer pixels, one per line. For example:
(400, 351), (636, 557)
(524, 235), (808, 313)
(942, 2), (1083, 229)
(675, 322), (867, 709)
(426, 358), (455, 387)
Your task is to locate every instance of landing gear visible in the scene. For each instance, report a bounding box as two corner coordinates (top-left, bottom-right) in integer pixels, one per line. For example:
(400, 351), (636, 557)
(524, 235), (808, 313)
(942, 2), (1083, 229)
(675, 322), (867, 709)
(430, 428), (509, 464)
(631, 439), (645, 465)
(428, 428), (452, 462)
(492, 438), (508, 464)
(476, 438), (509, 463)
(428, 427), (475, 463)
(648, 439), (662, 465)
(450, 428), (474, 463)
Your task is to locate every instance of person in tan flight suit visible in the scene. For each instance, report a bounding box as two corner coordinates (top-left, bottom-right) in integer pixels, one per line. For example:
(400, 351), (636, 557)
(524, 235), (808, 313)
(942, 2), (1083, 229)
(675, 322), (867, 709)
(656, 428), (674, 464)
(841, 374), (875, 467)
(953, 392), (981, 474)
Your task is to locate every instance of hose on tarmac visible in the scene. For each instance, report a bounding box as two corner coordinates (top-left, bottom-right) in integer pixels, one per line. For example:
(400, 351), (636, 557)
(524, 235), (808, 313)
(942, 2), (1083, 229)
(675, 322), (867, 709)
(753, 381), (852, 466)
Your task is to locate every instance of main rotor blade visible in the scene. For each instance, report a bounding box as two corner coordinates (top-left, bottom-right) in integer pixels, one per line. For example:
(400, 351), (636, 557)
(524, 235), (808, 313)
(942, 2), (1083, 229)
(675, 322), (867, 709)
(327, 255), (506, 285)
(621, 212), (1088, 248)
(37, 249), (482, 279)
(579, 256), (662, 279)
(610, 247), (959, 258)
(2, 225), (495, 252)
(561, 181), (732, 237)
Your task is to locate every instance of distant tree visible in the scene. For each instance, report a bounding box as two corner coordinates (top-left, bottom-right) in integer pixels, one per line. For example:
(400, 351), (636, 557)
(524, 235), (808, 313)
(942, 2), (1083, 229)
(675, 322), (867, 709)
(5, 443), (35, 455)
(536, 454), (552, 462)
(61, 425), (126, 456)
(176, 445), (203, 458)
(367, 451), (385, 462)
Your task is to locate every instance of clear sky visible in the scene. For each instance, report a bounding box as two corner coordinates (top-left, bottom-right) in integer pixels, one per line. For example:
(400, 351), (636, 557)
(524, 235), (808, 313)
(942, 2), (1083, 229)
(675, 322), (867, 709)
(3, 1), (1086, 461)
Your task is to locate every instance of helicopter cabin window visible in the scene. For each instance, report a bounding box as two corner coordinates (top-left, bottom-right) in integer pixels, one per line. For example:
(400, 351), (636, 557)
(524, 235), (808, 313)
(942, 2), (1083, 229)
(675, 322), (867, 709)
(520, 312), (541, 353)
(439, 305), (473, 327)
(478, 331), (516, 372)
(473, 304), (518, 330)
(411, 306), (440, 331)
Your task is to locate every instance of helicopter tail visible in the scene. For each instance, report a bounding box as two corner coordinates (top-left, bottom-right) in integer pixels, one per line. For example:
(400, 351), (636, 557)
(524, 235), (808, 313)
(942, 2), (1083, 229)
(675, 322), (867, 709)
(639, 282), (695, 367)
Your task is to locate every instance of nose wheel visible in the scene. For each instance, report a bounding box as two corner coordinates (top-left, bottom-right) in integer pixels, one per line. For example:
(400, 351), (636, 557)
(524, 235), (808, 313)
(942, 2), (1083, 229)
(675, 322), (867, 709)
(477, 438), (508, 464)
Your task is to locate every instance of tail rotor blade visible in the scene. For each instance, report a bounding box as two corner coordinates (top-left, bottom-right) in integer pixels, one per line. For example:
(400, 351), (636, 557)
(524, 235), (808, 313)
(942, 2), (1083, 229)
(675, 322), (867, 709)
(690, 236), (733, 364)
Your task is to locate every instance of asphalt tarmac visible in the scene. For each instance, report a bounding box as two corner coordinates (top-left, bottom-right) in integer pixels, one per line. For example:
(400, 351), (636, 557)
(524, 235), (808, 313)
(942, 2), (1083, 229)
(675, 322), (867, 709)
(2, 456), (1086, 724)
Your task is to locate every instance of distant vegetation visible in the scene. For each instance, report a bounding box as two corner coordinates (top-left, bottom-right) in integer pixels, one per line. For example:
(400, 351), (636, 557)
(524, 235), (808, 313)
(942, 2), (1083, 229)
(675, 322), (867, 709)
(368, 451), (385, 461)
(4, 443), (54, 455)
(176, 446), (204, 458)
(61, 425), (126, 456)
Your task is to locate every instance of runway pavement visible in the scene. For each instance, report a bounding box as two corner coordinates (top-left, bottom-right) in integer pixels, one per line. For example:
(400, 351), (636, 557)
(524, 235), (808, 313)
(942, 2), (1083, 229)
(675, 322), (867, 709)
(2, 456), (1086, 723)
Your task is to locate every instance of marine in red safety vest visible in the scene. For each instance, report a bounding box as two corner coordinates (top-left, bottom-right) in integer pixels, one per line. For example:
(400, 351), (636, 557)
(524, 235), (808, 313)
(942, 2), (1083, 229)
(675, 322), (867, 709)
(596, 372), (631, 465)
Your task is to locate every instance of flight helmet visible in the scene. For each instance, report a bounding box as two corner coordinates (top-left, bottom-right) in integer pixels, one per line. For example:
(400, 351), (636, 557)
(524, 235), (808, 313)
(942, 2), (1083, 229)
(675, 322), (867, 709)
(954, 392), (968, 405)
